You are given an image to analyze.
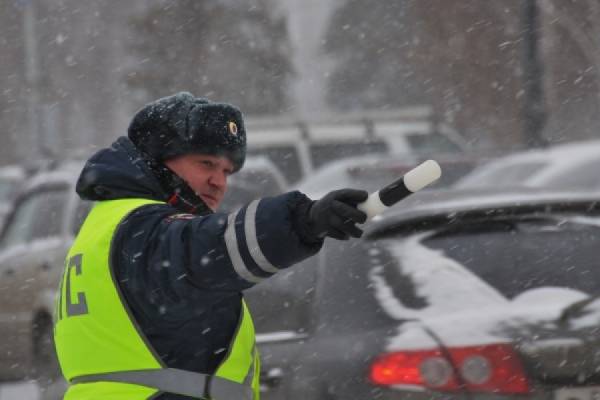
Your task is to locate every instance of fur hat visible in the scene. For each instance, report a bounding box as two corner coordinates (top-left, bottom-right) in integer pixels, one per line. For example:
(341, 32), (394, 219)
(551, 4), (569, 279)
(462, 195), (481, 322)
(128, 92), (246, 171)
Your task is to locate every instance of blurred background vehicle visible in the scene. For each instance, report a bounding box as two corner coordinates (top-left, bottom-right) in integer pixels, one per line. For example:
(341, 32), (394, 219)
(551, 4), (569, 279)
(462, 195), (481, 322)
(219, 156), (288, 212)
(245, 188), (600, 400)
(294, 153), (478, 199)
(454, 140), (600, 190)
(0, 161), (87, 399)
(246, 108), (470, 184)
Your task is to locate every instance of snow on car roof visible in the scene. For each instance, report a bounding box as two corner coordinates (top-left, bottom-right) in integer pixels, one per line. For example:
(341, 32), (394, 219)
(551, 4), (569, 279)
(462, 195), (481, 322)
(368, 187), (600, 233)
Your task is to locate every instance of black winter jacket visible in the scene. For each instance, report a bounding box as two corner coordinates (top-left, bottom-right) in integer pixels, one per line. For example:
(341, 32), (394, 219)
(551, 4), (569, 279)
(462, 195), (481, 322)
(76, 137), (323, 399)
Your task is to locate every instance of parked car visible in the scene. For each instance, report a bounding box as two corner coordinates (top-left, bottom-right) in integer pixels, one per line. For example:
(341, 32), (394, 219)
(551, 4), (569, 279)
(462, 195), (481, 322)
(244, 187), (600, 400)
(454, 140), (600, 190)
(295, 153), (477, 199)
(219, 156), (288, 212)
(246, 108), (470, 184)
(0, 161), (88, 397)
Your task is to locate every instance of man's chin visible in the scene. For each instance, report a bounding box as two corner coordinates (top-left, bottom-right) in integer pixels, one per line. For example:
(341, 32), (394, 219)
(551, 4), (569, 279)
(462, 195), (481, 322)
(200, 195), (219, 211)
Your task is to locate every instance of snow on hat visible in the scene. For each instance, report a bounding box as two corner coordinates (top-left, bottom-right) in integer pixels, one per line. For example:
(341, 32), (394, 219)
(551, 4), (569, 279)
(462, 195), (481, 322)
(128, 92), (246, 172)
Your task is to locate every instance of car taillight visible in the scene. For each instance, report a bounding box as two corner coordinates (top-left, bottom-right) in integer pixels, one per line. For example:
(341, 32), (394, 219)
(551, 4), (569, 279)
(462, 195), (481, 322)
(369, 344), (530, 394)
(369, 349), (461, 390)
(450, 344), (530, 394)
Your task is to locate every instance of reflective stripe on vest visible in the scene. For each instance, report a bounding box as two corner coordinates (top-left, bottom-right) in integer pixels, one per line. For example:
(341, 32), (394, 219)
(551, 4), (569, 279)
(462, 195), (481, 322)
(54, 198), (259, 399)
(71, 368), (253, 400)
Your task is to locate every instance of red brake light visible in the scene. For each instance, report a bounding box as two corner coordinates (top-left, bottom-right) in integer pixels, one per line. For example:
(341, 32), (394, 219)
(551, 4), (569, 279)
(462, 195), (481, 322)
(369, 344), (530, 394)
(369, 349), (460, 390)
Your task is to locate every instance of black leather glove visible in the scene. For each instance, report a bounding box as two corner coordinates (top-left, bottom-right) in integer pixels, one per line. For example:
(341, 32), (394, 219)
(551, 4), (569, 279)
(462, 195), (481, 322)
(307, 189), (368, 240)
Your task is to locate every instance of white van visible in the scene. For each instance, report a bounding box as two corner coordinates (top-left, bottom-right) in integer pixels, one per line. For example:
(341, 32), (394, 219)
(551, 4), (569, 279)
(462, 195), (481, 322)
(245, 107), (468, 184)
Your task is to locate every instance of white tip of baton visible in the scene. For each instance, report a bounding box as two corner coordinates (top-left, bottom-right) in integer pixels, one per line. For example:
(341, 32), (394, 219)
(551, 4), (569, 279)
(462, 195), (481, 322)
(403, 160), (442, 192)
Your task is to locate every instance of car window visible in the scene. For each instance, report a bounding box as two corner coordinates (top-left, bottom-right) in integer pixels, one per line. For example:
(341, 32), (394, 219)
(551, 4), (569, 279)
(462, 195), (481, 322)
(405, 133), (462, 155)
(247, 146), (303, 184)
(29, 189), (69, 241)
(0, 194), (38, 249)
(361, 214), (600, 319)
(244, 256), (317, 334)
(422, 216), (600, 299)
(0, 188), (68, 249)
(309, 141), (388, 169)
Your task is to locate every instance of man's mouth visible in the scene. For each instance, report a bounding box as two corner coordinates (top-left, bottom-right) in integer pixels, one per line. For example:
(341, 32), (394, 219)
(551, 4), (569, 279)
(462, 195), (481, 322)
(201, 193), (218, 206)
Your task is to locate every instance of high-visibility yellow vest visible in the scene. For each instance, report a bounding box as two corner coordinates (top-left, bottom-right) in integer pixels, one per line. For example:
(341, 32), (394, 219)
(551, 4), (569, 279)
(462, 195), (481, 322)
(54, 198), (260, 399)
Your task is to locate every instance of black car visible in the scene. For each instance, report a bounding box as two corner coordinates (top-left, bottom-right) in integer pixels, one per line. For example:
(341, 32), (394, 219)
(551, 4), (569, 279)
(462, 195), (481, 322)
(244, 188), (600, 400)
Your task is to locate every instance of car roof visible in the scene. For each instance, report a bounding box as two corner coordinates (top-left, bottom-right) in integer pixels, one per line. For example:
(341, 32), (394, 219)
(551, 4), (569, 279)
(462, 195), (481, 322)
(367, 187), (600, 235)
(455, 140), (600, 189)
(23, 161), (83, 192)
(295, 154), (420, 195)
(245, 107), (469, 151)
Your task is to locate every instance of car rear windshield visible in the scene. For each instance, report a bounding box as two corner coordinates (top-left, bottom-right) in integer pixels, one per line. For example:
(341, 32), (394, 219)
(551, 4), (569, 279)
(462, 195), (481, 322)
(405, 133), (463, 155)
(419, 216), (600, 298)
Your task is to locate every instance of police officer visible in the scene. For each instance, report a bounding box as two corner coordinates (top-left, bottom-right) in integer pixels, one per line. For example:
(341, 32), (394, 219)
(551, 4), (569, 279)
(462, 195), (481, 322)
(54, 92), (368, 400)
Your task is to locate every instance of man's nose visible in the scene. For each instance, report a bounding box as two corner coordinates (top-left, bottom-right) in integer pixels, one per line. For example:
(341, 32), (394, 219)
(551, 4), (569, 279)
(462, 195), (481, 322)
(208, 171), (227, 190)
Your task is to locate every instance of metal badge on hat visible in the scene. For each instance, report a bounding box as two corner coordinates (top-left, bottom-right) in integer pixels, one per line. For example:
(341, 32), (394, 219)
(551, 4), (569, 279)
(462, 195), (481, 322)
(228, 121), (238, 136)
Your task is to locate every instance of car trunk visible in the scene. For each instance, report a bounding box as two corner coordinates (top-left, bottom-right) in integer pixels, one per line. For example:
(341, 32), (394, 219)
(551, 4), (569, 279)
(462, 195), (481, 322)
(410, 292), (600, 392)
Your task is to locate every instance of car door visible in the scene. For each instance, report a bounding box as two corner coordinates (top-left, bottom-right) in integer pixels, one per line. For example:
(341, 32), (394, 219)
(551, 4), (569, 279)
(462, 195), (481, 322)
(286, 239), (414, 400)
(0, 185), (69, 375)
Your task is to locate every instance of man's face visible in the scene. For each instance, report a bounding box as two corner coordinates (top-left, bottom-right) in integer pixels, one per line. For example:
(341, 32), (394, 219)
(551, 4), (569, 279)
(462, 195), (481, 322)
(164, 153), (234, 211)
